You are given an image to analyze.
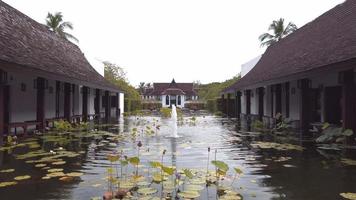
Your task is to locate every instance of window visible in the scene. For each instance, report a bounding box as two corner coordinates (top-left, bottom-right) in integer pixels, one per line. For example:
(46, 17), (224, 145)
(178, 95), (181, 105)
(165, 95), (169, 105)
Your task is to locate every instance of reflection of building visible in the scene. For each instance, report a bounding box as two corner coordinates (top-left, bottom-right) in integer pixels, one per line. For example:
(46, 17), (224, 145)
(141, 79), (198, 108)
(0, 1), (124, 136)
(221, 0), (356, 136)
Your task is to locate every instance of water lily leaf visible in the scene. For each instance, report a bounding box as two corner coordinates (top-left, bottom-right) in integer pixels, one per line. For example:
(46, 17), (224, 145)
(211, 160), (229, 172)
(46, 172), (66, 177)
(59, 176), (74, 182)
(152, 172), (164, 183)
(340, 193), (356, 200)
(48, 168), (64, 173)
(234, 167), (243, 175)
(128, 157), (140, 165)
(186, 184), (204, 191)
(341, 158), (356, 166)
(149, 161), (162, 168)
(162, 166), (174, 175)
(178, 190), (200, 199)
(107, 154), (120, 162)
(0, 169), (15, 173)
(35, 164), (47, 168)
(137, 187), (157, 195)
(0, 181), (17, 188)
(343, 129), (354, 137)
(52, 161), (66, 165)
(66, 172), (84, 177)
(183, 169), (194, 179)
(14, 175), (31, 181)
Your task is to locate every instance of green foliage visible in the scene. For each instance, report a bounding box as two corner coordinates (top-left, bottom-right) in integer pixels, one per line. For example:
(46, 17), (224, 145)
(128, 156), (140, 165)
(259, 18), (298, 47)
(206, 99), (218, 113)
(316, 126), (354, 143)
(211, 160), (229, 173)
(251, 120), (264, 132)
(103, 61), (141, 112)
(45, 12), (78, 42)
(234, 167), (243, 175)
(149, 161), (162, 168)
(160, 107), (171, 118)
(162, 166), (174, 175)
(196, 74), (240, 101)
(54, 120), (72, 132)
(183, 169), (194, 179)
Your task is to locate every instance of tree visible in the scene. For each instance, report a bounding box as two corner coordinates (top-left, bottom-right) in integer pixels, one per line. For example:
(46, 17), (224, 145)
(103, 61), (127, 82)
(46, 12), (79, 42)
(145, 83), (152, 89)
(103, 61), (141, 112)
(259, 18), (297, 47)
(138, 82), (146, 94)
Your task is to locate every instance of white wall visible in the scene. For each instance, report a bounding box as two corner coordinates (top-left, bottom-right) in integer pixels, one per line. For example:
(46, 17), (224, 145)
(8, 73), (37, 122)
(250, 90), (258, 115)
(119, 92), (124, 114)
(45, 79), (56, 119)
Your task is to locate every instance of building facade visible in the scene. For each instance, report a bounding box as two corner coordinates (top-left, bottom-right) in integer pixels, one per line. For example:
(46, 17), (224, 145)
(0, 1), (124, 136)
(221, 0), (356, 137)
(141, 79), (198, 108)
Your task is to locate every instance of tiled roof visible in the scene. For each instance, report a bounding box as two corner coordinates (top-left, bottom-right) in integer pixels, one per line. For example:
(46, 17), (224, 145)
(0, 1), (121, 92)
(225, 0), (356, 93)
(145, 79), (197, 96)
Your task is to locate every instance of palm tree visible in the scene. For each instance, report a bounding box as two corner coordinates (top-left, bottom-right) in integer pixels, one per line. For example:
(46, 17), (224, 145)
(138, 82), (146, 93)
(46, 12), (78, 42)
(259, 18), (297, 47)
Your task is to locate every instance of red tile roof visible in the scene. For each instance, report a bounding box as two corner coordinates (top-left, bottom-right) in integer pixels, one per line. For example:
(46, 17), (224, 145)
(0, 1), (121, 92)
(224, 0), (356, 93)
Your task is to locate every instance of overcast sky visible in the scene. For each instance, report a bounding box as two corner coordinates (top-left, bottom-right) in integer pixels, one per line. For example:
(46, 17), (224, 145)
(5, 0), (344, 86)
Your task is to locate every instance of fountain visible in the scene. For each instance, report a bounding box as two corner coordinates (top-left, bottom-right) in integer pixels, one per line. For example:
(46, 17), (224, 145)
(171, 105), (179, 138)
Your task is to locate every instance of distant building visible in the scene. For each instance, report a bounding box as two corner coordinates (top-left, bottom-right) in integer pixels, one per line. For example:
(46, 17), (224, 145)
(141, 79), (198, 108)
(0, 1), (124, 136)
(221, 0), (356, 136)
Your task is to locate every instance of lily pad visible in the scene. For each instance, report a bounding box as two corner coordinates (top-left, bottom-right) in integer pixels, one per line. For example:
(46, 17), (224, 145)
(66, 172), (84, 177)
(137, 187), (157, 195)
(14, 175), (31, 181)
(178, 190), (201, 199)
(341, 193), (356, 200)
(48, 168), (64, 173)
(0, 169), (15, 173)
(0, 181), (17, 188)
(35, 164), (47, 168)
(52, 161), (66, 165)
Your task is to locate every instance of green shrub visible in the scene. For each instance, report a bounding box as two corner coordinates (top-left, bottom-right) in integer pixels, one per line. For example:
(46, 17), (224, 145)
(206, 99), (217, 113)
(251, 120), (264, 132)
(54, 120), (72, 132)
(160, 107), (171, 118)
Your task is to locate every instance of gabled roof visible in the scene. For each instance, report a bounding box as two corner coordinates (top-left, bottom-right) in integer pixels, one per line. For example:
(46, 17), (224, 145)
(225, 0), (356, 93)
(143, 79), (197, 96)
(0, 1), (121, 92)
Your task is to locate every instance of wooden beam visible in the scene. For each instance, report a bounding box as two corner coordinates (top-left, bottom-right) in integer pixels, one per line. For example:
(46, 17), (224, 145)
(82, 86), (88, 122)
(64, 83), (72, 122)
(299, 79), (311, 136)
(226, 93), (231, 117)
(275, 84), (282, 115)
(115, 93), (120, 118)
(55, 81), (60, 118)
(36, 77), (45, 132)
(258, 87), (264, 120)
(104, 91), (110, 123)
(245, 90), (251, 115)
(285, 82), (290, 118)
(340, 70), (356, 137)
(236, 91), (242, 120)
(95, 89), (100, 118)
(0, 84), (4, 138)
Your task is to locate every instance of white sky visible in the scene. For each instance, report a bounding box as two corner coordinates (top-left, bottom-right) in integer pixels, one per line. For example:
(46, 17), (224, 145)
(5, 0), (344, 86)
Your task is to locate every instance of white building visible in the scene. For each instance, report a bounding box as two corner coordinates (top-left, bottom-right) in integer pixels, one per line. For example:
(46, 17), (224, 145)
(142, 79), (198, 108)
(0, 1), (124, 135)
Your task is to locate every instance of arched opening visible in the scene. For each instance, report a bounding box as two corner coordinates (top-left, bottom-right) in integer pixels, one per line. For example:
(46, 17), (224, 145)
(165, 95), (169, 105)
(178, 95), (181, 105)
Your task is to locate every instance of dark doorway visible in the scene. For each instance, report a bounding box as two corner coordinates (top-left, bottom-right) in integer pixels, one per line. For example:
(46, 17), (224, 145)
(1, 85), (10, 135)
(310, 88), (322, 122)
(324, 86), (342, 124)
(170, 96), (176, 107)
